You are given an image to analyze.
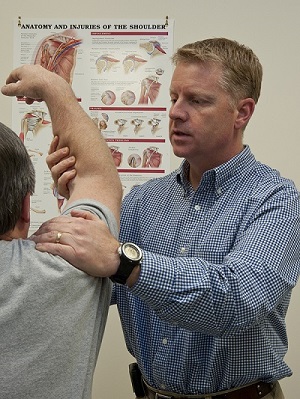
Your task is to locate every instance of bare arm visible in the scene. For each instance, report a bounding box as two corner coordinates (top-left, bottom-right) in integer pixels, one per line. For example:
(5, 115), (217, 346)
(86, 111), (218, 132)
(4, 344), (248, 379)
(1, 64), (122, 223)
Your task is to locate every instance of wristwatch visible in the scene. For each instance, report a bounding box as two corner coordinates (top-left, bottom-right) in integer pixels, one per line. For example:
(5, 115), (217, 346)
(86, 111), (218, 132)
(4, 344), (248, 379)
(110, 242), (143, 285)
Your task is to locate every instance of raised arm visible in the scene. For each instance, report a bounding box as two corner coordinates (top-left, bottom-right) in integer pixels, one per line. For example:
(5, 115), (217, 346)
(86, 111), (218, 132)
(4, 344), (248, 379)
(1, 64), (122, 222)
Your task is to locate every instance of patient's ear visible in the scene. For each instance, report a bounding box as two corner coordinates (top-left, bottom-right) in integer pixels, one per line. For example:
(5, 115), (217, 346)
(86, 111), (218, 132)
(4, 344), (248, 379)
(11, 193), (31, 239)
(234, 98), (255, 130)
(21, 193), (31, 223)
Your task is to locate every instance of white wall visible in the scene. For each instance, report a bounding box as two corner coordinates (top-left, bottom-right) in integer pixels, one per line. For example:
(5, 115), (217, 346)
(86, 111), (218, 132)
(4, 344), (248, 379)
(1, 1), (299, 398)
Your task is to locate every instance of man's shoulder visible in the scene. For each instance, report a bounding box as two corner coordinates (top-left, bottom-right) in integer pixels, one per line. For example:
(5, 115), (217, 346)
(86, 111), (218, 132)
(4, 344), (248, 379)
(254, 162), (298, 193)
(126, 170), (177, 196)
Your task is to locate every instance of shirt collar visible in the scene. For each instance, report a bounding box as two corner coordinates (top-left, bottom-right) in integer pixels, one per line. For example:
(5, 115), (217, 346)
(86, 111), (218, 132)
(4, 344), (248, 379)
(176, 145), (256, 195)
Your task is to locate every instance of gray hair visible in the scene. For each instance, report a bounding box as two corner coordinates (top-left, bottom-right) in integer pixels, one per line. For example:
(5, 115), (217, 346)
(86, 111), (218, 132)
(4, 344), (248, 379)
(0, 121), (35, 234)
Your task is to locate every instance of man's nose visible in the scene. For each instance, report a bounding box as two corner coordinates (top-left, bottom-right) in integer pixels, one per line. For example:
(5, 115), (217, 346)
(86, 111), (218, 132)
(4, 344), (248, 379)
(169, 101), (187, 120)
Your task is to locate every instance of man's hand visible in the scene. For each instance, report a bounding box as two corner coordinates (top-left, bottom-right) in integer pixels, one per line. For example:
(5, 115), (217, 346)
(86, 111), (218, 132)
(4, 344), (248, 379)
(31, 210), (120, 277)
(47, 136), (75, 200)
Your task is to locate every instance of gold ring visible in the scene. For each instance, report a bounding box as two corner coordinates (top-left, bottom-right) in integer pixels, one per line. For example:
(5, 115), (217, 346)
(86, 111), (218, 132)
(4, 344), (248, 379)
(55, 232), (62, 243)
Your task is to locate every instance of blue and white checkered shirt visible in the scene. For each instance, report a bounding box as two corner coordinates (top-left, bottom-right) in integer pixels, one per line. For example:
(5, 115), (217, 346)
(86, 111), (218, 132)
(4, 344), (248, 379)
(112, 145), (300, 395)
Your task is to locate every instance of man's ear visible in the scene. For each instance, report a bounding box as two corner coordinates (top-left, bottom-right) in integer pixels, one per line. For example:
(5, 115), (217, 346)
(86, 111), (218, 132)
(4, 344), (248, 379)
(235, 98), (255, 130)
(21, 193), (31, 223)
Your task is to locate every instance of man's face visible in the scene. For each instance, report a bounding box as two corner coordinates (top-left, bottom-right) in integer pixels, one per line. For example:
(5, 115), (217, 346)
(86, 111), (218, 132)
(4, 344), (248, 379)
(169, 61), (242, 169)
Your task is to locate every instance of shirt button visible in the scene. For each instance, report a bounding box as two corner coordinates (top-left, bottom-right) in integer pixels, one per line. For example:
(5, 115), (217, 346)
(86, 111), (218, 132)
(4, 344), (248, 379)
(161, 384), (166, 390)
(162, 338), (168, 345)
(180, 247), (187, 254)
(217, 187), (222, 195)
(194, 204), (201, 211)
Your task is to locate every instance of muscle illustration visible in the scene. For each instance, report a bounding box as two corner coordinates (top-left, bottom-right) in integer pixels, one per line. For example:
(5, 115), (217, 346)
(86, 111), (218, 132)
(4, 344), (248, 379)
(142, 147), (162, 168)
(34, 30), (82, 84)
(138, 76), (161, 104)
(96, 54), (120, 73)
(92, 117), (108, 132)
(20, 111), (51, 141)
(109, 146), (123, 167)
(123, 54), (147, 73)
(140, 41), (166, 56)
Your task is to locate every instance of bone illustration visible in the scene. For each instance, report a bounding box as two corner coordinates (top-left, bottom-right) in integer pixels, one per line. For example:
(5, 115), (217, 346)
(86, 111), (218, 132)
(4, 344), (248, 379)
(138, 76), (161, 104)
(156, 68), (164, 76)
(20, 111), (51, 141)
(109, 146), (123, 167)
(140, 41), (166, 57)
(128, 153), (141, 168)
(121, 90), (136, 105)
(101, 90), (116, 105)
(123, 54), (147, 73)
(30, 207), (46, 214)
(142, 146), (162, 168)
(148, 118), (161, 134)
(96, 54), (120, 73)
(131, 118), (144, 134)
(114, 119), (127, 134)
(34, 30), (82, 84)
(52, 185), (66, 213)
(101, 113), (109, 122)
(28, 149), (43, 157)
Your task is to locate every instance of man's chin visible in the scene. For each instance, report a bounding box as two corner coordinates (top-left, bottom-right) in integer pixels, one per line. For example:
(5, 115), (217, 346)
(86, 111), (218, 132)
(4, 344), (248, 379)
(172, 147), (187, 159)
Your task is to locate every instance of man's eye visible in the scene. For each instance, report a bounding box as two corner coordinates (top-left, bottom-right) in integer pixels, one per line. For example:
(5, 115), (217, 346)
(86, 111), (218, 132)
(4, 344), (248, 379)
(191, 98), (209, 105)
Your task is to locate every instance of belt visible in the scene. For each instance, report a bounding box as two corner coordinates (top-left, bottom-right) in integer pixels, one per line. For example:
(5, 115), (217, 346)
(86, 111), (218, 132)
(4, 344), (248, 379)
(142, 379), (274, 399)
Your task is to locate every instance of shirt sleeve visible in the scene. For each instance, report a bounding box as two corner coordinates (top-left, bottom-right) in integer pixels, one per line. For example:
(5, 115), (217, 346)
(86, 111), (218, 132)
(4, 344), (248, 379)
(127, 183), (300, 336)
(62, 198), (119, 239)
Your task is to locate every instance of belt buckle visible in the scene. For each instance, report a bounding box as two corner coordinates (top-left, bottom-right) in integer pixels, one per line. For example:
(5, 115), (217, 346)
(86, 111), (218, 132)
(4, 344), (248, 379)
(155, 394), (173, 399)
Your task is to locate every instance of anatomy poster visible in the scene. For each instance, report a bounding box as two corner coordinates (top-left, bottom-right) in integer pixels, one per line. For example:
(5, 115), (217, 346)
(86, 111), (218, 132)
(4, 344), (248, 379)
(12, 18), (174, 232)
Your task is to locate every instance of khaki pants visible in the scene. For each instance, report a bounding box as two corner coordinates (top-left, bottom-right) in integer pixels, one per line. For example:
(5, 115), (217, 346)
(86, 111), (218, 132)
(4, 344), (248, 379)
(137, 381), (284, 399)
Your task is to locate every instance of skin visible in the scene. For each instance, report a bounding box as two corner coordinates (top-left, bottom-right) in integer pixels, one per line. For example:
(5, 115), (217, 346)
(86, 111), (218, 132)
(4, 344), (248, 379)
(31, 61), (255, 285)
(1, 64), (122, 278)
(0, 193), (31, 241)
(169, 61), (254, 188)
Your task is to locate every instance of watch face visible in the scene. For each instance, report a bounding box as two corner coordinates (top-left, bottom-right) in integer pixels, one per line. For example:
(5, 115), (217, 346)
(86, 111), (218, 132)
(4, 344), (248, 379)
(123, 243), (141, 261)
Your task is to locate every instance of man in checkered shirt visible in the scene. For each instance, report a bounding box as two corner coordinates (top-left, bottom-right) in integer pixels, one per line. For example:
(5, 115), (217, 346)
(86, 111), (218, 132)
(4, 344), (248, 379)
(32, 38), (300, 399)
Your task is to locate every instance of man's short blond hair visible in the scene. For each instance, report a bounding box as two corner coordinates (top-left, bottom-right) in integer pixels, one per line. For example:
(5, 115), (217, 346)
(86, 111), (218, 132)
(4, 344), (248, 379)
(172, 38), (263, 106)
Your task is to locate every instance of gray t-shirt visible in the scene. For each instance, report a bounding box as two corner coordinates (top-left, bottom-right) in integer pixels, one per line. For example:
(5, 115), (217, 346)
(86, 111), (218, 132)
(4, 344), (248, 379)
(0, 199), (118, 399)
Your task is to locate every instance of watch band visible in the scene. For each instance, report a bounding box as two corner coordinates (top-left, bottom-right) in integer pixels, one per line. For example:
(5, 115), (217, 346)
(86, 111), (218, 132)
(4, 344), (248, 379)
(110, 242), (142, 285)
